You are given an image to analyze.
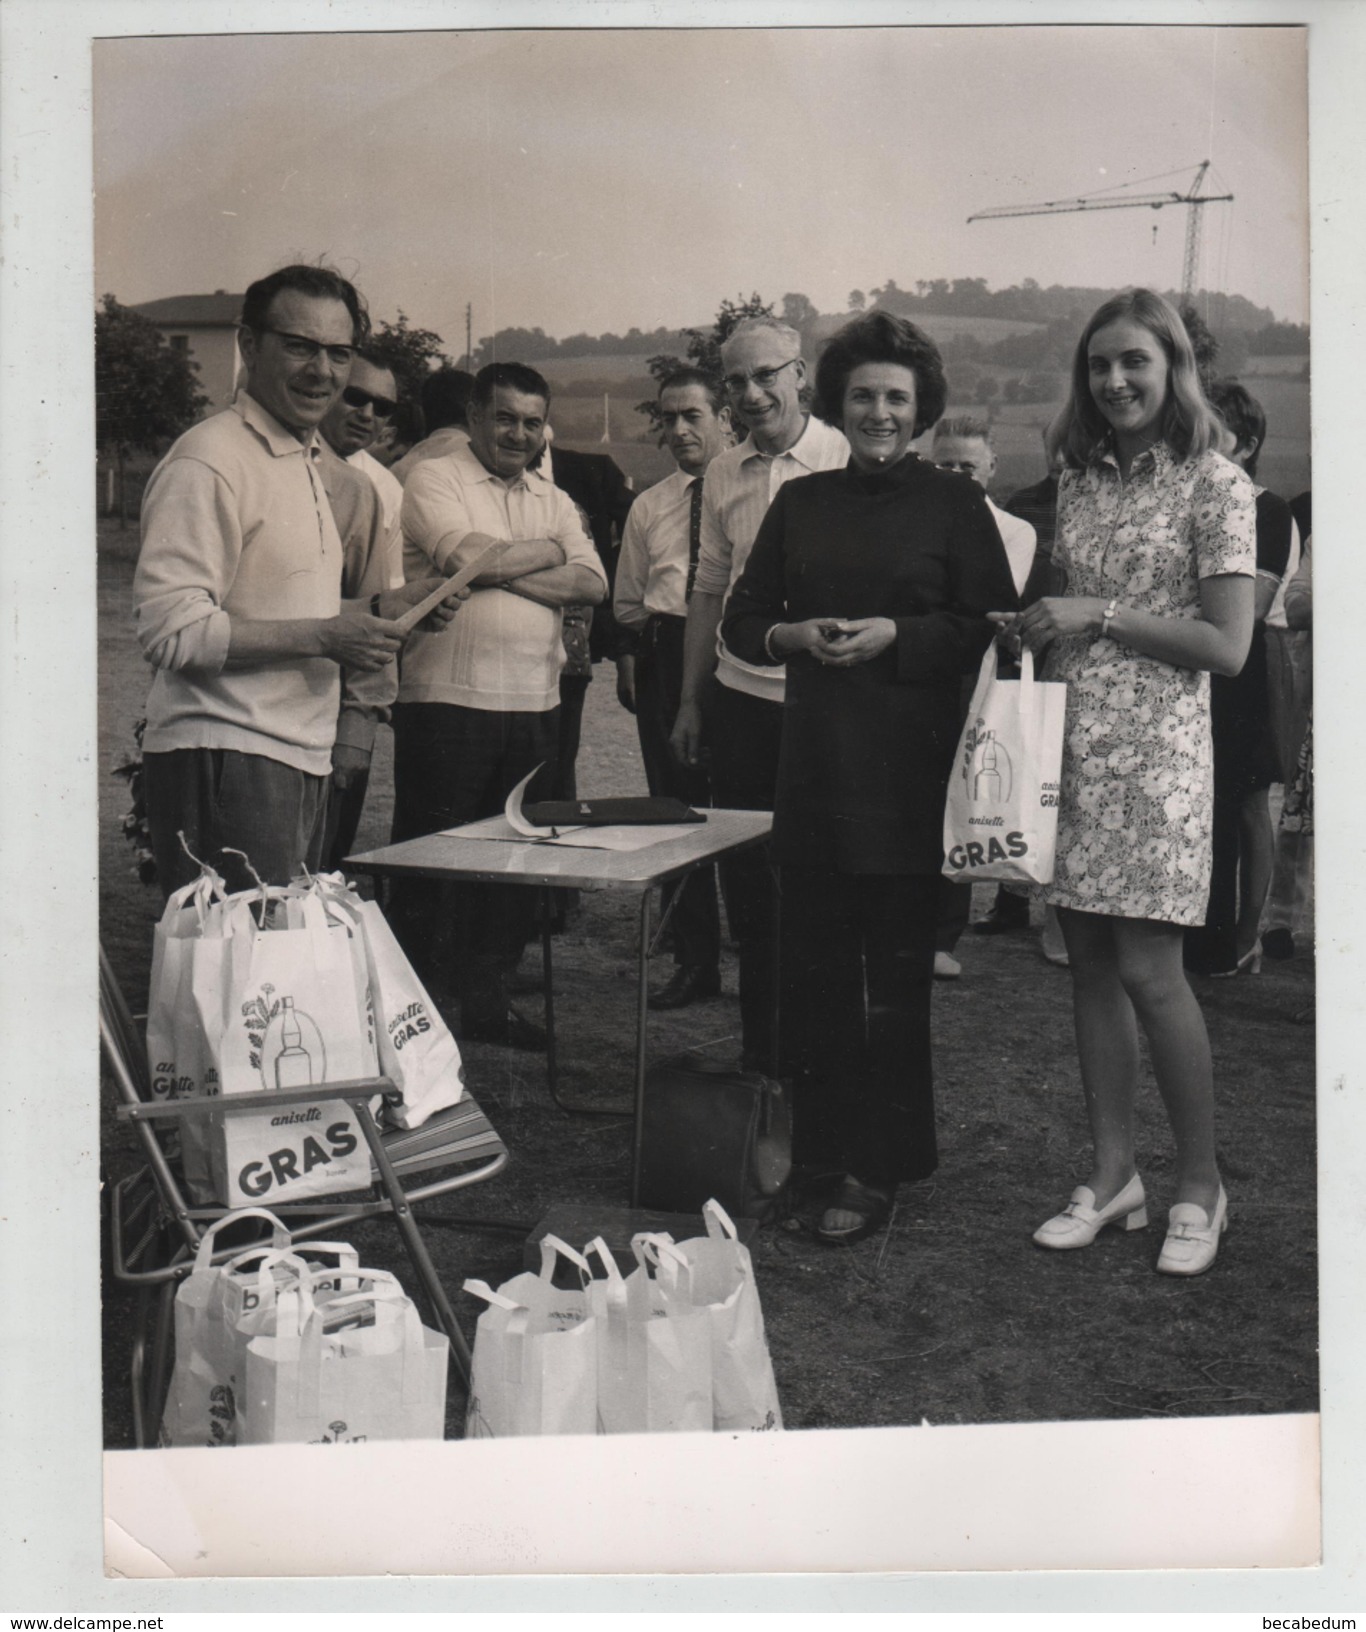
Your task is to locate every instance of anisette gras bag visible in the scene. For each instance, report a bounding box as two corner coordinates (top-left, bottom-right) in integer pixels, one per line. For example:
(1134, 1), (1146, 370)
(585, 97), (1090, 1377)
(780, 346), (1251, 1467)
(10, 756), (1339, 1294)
(462, 1237), (600, 1438)
(586, 1234), (713, 1435)
(207, 876), (379, 1207)
(315, 876), (465, 1131)
(942, 643), (1066, 887)
(241, 1272), (449, 1445)
(159, 1208), (303, 1447)
(668, 1199), (783, 1433)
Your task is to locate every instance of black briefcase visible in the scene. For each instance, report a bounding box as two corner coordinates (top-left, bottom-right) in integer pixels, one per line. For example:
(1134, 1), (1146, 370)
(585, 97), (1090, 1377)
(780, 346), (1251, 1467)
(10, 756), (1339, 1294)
(637, 1054), (792, 1222)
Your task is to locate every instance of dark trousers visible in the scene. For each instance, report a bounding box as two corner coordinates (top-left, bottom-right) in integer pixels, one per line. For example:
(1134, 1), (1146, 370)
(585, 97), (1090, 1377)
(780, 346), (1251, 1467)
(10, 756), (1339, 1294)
(553, 672), (592, 803)
(782, 867), (940, 1189)
(935, 877), (973, 956)
(143, 747), (329, 899)
(702, 677), (782, 1068)
(1185, 768), (1240, 973)
(322, 764), (371, 874)
(390, 702), (558, 1018)
(636, 617), (720, 972)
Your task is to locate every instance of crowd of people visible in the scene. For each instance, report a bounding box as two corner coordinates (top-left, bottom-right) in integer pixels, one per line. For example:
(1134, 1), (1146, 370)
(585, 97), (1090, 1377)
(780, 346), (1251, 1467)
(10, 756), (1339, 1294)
(130, 263), (1313, 1273)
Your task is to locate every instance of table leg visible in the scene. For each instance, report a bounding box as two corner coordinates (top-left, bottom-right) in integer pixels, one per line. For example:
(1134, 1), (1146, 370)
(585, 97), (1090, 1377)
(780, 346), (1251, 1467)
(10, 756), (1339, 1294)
(541, 886), (558, 1105)
(630, 887), (653, 1206)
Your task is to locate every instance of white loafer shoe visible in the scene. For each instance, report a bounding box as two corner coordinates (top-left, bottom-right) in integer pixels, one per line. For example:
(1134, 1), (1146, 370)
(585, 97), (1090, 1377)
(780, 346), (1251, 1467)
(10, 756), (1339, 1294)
(1032, 1173), (1148, 1249)
(1156, 1187), (1228, 1276)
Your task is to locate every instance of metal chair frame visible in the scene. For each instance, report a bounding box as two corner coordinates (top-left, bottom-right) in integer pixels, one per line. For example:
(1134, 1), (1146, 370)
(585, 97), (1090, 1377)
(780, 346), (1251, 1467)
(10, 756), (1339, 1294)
(100, 944), (508, 1446)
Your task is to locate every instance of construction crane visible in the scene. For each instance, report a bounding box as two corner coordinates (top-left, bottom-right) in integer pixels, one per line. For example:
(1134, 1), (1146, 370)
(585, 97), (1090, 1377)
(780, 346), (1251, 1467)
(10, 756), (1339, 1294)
(968, 161), (1233, 309)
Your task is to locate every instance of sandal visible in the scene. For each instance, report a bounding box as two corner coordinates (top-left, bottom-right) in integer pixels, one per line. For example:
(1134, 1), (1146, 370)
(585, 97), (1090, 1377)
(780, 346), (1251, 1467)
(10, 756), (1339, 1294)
(815, 1176), (895, 1245)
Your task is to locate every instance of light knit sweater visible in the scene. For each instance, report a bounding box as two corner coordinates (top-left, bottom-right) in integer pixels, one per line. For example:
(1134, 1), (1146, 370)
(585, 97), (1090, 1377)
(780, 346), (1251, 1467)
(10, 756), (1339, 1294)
(135, 394), (386, 775)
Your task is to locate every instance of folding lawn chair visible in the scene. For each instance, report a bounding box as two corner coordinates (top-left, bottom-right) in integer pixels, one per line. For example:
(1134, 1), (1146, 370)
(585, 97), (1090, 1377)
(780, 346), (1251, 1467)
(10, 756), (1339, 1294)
(100, 942), (508, 1447)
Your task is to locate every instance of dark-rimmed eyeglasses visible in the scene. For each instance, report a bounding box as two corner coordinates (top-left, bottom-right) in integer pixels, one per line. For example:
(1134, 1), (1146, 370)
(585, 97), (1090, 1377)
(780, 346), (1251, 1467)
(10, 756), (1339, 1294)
(342, 385), (397, 418)
(722, 357), (801, 396)
(256, 327), (357, 369)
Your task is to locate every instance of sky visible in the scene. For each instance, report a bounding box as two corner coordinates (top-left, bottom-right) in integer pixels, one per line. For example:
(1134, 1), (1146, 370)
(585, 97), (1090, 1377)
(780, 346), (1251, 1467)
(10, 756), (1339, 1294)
(92, 25), (1307, 348)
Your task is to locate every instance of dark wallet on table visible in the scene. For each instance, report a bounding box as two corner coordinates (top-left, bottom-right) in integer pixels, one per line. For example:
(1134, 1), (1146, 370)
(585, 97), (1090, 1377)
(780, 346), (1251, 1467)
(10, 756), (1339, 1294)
(521, 796), (704, 828)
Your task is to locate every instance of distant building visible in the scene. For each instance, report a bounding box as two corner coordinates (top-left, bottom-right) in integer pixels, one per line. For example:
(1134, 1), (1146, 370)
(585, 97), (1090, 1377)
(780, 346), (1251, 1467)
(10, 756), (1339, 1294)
(131, 290), (243, 415)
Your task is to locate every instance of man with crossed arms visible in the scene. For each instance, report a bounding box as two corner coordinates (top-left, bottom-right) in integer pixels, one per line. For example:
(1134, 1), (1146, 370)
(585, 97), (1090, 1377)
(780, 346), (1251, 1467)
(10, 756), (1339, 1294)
(394, 362), (607, 1049)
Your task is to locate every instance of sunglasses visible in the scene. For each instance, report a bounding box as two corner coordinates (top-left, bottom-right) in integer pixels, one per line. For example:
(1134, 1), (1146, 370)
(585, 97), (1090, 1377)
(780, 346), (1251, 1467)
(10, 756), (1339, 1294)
(342, 385), (398, 418)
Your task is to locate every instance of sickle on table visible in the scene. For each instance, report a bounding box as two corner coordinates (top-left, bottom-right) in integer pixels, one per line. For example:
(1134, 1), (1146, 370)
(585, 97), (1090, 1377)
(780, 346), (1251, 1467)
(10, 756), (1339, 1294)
(392, 540), (506, 635)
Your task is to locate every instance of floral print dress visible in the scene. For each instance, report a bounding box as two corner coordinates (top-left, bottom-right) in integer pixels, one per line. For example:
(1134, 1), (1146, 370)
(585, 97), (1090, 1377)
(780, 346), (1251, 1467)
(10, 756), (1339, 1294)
(1042, 443), (1256, 924)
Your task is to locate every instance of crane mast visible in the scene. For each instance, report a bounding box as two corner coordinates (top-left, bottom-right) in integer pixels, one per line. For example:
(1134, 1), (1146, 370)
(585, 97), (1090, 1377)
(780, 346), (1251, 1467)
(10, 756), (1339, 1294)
(968, 161), (1233, 307)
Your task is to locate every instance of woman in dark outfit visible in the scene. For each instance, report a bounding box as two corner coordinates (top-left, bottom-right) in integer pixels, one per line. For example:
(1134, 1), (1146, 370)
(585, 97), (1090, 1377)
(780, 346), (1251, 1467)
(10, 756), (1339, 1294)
(1184, 381), (1293, 976)
(722, 311), (1018, 1243)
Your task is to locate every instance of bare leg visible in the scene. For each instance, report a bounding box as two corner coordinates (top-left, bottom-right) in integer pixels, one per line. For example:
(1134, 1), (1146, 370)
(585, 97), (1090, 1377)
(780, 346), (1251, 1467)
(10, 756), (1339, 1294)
(1056, 907), (1141, 1209)
(1236, 789), (1274, 959)
(1111, 918), (1222, 1214)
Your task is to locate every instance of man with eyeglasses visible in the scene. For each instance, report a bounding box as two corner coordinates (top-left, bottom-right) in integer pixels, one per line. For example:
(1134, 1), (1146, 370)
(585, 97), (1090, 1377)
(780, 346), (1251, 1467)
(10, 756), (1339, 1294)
(669, 316), (849, 1071)
(134, 264), (459, 897)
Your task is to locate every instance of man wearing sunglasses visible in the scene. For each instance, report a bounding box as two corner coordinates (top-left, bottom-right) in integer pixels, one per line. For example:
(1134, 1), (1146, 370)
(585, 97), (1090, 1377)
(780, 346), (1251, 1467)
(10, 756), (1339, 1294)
(134, 264), (459, 897)
(669, 316), (848, 1073)
(321, 353), (406, 586)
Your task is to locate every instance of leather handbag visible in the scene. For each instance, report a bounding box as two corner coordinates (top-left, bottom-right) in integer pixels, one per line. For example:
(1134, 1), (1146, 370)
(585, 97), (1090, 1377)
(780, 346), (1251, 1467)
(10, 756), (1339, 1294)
(637, 1055), (792, 1221)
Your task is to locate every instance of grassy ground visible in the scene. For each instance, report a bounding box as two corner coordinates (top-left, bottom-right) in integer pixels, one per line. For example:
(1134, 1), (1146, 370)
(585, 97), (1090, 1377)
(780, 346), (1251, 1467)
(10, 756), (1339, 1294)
(99, 520), (1318, 1446)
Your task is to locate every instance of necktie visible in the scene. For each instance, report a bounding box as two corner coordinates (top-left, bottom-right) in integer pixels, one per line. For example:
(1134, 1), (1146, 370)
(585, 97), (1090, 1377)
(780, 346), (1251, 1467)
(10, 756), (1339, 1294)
(685, 477), (704, 601)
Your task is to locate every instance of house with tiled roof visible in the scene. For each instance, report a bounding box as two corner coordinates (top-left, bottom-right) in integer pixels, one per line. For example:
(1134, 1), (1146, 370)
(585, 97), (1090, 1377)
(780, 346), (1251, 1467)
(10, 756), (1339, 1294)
(132, 290), (243, 414)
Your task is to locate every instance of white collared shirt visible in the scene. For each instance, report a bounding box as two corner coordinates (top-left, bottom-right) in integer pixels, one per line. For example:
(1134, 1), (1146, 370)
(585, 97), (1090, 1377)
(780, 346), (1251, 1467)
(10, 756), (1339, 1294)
(986, 497), (1037, 597)
(398, 440), (607, 713)
(348, 446), (406, 588)
(613, 468), (699, 629)
(692, 415), (850, 701)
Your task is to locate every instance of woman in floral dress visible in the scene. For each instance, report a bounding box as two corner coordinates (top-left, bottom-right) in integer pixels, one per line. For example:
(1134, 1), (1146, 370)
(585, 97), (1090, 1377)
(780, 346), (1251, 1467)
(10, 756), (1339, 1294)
(993, 289), (1256, 1276)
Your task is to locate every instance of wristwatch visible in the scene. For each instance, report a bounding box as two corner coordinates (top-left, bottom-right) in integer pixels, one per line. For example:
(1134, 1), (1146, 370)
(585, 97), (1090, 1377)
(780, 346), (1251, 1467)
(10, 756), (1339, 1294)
(1100, 597), (1119, 639)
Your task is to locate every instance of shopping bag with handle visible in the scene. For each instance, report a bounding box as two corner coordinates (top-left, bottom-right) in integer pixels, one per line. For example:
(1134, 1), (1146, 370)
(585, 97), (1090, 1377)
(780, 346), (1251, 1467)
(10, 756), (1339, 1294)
(206, 874), (379, 1207)
(316, 877), (466, 1131)
(146, 867), (232, 1204)
(942, 644), (1066, 887)
(241, 1272), (449, 1445)
(159, 1207), (308, 1447)
(586, 1235), (713, 1435)
(462, 1236), (600, 1438)
(670, 1199), (783, 1432)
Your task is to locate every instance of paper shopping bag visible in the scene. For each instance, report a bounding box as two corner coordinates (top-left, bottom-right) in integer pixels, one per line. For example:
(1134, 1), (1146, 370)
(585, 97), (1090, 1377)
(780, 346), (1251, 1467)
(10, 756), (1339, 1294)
(147, 869), (232, 1204)
(586, 1236), (712, 1435)
(159, 1207), (304, 1447)
(242, 1283), (449, 1445)
(671, 1199), (783, 1432)
(208, 880), (378, 1207)
(942, 644), (1066, 886)
(462, 1236), (599, 1437)
(317, 880), (465, 1131)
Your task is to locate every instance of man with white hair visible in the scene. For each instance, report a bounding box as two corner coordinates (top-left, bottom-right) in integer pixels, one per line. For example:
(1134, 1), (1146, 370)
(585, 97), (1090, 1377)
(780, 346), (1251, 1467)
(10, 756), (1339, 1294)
(670, 316), (849, 1070)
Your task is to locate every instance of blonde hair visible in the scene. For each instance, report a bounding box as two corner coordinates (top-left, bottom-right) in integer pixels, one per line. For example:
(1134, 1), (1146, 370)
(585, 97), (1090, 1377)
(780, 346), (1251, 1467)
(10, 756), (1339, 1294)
(1045, 288), (1232, 470)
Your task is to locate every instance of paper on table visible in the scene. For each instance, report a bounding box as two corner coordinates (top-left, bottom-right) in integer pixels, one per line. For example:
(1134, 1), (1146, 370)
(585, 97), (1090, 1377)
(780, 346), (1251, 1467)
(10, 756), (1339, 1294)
(502, 764), (582, 837)
(392, 541), (506, 635)
(441, 814), (703, 852)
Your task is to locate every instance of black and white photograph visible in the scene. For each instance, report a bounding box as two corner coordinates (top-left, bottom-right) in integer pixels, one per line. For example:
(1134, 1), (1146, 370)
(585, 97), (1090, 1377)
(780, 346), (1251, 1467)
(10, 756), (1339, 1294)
(4, 0), (1363, 1607)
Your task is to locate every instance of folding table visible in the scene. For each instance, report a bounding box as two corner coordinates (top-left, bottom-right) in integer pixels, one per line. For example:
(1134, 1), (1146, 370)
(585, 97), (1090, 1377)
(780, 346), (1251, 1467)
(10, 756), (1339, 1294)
(347, 809), (773, 1203)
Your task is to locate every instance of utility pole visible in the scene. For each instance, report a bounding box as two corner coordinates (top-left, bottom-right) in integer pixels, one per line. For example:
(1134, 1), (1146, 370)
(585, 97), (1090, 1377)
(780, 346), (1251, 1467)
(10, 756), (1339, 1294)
(465, 303), (472, 370)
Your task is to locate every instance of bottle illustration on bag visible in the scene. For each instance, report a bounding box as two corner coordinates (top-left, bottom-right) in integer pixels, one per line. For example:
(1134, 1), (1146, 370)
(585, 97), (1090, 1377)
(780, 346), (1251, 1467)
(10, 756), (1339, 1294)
(274, 996), (314, 1089)
(244, 985), (328, 1091)
(971, 735), (1012, 803)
